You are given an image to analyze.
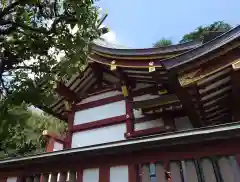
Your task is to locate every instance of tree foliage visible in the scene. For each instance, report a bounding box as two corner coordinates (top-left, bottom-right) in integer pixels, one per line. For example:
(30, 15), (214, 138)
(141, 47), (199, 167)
(153, 38), (172, 47)
(0, 0), (106, 158)
(179, 21), (232, 43)
(0, 0), (107, 105)
(0, 103), (66, 159)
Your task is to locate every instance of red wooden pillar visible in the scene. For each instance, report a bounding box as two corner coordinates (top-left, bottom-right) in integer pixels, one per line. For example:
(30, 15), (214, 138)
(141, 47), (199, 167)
(76, 169), (83, 182)
(99, 166), (110, 182)
(42, 130), (65, 152)
(128, 164), (138, 182)
(125, 96), (134, 137)
(66, 111), (74, 149)
(0, 178), (7, 182)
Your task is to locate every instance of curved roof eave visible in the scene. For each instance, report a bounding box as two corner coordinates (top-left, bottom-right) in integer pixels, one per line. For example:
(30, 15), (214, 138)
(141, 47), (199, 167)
(91, 40), (202, 57)
(161, 25), (240, 71)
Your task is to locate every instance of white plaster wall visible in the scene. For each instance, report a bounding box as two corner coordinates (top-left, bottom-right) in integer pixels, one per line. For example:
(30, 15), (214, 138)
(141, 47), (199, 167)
(7, 177), (17, 182)
(71, 123), (126, 148)
(74, 100), (126, 125)
(53, 142), (63, 151)
(79, 91), (122, 104)
(133, 109), (144, 119)
(174, 116), (193, 130)
(110, 165), (128, 182)
(133, 94), (159, 119)
(83, 168), (99, 182)
(134, 119), (164, 131)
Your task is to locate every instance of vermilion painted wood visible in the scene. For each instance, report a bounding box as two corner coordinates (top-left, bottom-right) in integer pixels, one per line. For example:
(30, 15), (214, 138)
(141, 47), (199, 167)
(99, 166), (110, 182)
(73, 94), (125, 111)
(2, 138), (240, 177)
(126, 97), (134, 136)
(43, 131), (65, 144)
(89, 53), (165, 67)
(76, 169), (83, 182)
(71, 115), (127, 132)
(126, 127), (171, 138)
(0, 178), (6, 182)
(45, 138), (55, 152)
(73, 85), (161, 112)
(128, 164), (138, 182)
(66, 111), (74, 149)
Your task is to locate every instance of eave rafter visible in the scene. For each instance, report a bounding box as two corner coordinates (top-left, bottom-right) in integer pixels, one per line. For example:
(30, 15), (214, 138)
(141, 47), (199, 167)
(56, 82), (81, 102)
(97, 64), (121, 87)
(190, 84), (207, 124)
(90, 62), (103, 89)
(117, 68), (136, 89)
(231, 61), (240, 121)
(168, 72), (203, 127)
(150, 69), (169, 95)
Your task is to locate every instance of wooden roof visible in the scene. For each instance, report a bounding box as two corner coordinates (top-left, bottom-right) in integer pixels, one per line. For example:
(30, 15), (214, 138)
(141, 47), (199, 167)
(39, 25), (240, 127)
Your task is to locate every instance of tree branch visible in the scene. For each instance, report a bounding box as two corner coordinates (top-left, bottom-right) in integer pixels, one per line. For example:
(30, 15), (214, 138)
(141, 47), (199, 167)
(12, 65), (36, 70)
(0, 1), (19, 18)
(13, 22), (49, 34)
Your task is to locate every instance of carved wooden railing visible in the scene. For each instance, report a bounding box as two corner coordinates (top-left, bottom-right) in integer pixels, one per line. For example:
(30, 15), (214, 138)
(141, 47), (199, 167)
(2, 123), (240, 182)
(5, 170), (78, 182)
(140, 155), (240, 182)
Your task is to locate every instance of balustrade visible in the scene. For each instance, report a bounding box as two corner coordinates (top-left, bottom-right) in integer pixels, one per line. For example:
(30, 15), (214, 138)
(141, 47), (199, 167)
(5, 170), (77, 182)
(140, 155), (240, 182)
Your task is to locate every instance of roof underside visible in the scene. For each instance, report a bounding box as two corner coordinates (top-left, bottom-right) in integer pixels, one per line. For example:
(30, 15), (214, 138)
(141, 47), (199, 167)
(39, 26), (240, 127)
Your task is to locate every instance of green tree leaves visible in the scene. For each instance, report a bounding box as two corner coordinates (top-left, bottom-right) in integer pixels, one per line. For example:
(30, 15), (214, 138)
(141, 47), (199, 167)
(153, 38), (173, 48)
(153, 21), (232, 47)
(0, 0), (105, 159)
(0, 0), (106, 104)
(179, 21), (232, 43)
(0, 103), (66, 159)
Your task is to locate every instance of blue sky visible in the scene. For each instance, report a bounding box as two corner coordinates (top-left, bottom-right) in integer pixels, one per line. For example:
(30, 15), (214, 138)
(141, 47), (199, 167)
(97, 0), (239, 48)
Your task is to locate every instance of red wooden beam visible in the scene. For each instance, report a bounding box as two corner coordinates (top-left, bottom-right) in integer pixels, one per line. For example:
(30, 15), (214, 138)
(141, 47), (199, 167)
(66, 111), (74, 149)
(99, 166), (110, 182)
(73, 94), (124, 111)
(125, 126), (172, 138)
(128, 164), (138, 182)
(71, 115), (127, 132)
(111, 67), (136, 135)
(42, 130), (65, 144)
(2, 137), (240, 177)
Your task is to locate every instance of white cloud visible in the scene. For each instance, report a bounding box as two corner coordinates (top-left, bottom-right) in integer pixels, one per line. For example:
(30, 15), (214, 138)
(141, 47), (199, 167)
(101, 30), (118, 44)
